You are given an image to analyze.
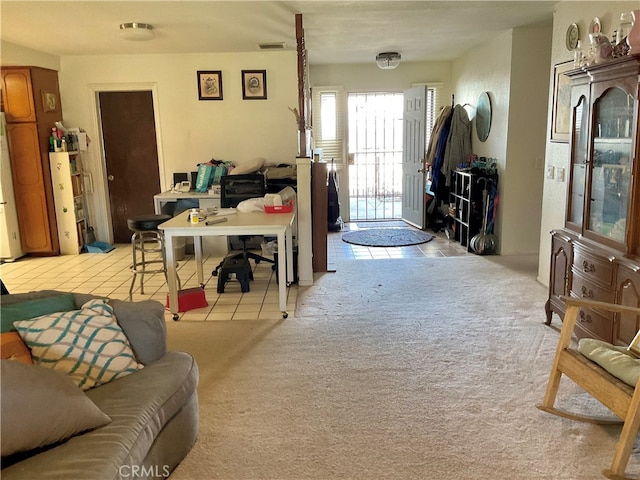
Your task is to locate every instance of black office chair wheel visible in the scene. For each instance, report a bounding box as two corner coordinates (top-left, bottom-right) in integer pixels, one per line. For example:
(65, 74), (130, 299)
(172, 314), (179, 321)
(282, 311), (288, 319)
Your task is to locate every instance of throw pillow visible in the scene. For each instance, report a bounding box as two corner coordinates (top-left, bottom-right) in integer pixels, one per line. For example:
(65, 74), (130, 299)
(578, 338), (640, 387)
(14, 298), (144, 390)
(0, 293), (75, 332)
(229, 157), (265, 175)
(1, 360), (111, 456)
(0, 332), (33, 364)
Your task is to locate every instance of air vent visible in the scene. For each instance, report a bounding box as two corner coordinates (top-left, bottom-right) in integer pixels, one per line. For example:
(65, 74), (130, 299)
(259, 42), (287, 50)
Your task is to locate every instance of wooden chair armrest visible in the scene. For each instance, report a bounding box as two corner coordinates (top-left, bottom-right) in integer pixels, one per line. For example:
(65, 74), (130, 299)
(560, 296), (640, 316)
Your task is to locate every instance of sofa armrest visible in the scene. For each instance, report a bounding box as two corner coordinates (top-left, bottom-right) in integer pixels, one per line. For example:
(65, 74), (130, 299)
(73, 294), (167, 365)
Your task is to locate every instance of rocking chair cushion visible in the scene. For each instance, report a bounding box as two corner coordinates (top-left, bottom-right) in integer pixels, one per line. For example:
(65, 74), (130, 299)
(578, 338), (640, 388)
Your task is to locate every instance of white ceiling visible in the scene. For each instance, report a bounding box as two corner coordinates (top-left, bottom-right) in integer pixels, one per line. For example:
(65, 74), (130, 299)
(1, 1), (556, 65)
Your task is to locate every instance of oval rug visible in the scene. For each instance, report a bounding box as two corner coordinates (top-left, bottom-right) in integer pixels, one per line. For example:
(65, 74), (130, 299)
(341, 228), (434, 247)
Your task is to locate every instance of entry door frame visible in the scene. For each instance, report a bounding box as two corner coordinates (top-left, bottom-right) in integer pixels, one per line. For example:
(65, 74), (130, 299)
(88, 83), (166, 244)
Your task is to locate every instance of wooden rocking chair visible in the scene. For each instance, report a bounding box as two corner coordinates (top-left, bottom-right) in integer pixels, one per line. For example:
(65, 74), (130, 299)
(538, 296), (640, 480)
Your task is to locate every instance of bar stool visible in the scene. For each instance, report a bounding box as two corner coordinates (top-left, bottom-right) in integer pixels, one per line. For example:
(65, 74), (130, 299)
(127, 214), (177, 301)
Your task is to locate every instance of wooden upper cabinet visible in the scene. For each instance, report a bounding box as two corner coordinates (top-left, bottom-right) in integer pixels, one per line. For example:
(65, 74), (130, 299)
(1, 69), (37, 123)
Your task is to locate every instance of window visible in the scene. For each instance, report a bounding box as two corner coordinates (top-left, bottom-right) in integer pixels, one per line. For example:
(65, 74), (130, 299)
(312, 86), (344, 164)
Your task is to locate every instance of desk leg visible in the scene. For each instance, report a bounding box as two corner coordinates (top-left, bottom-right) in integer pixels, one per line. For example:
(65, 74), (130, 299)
(285, 225), (294, 285)
(164, 234), (180, 321)
(277, 231), (288, 318)
(194, 236), (204, 287)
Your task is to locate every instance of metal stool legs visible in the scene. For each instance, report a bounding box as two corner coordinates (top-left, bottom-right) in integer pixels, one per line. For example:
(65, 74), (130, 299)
(129, 230), (181, 301)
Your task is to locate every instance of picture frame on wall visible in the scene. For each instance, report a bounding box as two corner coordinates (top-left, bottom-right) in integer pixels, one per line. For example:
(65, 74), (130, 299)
(241, 70), (267, 100)
(551, 61), (574, 143)
(197, 71), (223, 101)
(41, 91), (58, 112)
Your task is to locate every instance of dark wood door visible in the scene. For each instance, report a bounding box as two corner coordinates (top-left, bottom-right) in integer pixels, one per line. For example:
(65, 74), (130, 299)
(99, 91), (160, 243)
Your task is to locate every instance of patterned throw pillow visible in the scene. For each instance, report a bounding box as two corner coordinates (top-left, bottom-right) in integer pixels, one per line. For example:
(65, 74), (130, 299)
(14, 299), (143, 390)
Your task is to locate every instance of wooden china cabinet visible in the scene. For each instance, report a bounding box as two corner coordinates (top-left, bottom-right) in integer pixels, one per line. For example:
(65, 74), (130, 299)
(545, 54), (640, 345)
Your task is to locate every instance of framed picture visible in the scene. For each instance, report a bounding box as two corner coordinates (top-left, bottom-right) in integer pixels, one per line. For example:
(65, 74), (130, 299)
(197, 71), (223, 101)
(551, 61), (574, 142)
(241, 70), (267, 100)
(41, 91), (58, 112)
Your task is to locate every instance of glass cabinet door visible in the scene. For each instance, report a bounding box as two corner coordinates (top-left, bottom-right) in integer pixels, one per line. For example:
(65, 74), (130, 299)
(568, 95), (589, 226)
(587, 87), (634, 244)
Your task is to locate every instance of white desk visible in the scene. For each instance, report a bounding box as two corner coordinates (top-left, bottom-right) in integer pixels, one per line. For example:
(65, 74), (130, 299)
(159, 210), (295, 320)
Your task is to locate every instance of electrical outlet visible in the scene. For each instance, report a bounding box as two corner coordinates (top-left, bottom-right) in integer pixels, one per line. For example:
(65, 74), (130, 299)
(546, 166), (555, 179)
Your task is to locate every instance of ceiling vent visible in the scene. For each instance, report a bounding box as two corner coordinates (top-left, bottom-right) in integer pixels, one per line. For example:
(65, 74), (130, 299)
(259, 42), (287, 50)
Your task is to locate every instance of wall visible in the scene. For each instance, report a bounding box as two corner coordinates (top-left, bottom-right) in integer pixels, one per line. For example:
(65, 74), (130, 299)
(1, 41), (60, 70)
(452, 26), (552, 256)
(4, 50), (298, 242)
(537, 1), (638, 285)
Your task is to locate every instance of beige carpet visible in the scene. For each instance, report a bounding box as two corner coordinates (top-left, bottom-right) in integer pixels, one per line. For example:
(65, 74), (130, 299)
(166, 255), (640, 480)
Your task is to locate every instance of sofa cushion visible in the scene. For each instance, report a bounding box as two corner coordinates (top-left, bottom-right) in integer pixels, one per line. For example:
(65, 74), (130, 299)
(0, 292), (75, 332)
(14, 298), (143, 390)
(0, 360), (111, 457)
(0, 332), (33, 364)
(578, 338), (640, 387)
(0, 351), (199, 480)
(73, 293), (168, 365)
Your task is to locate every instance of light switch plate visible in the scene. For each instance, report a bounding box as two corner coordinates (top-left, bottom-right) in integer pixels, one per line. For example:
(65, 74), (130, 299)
(546, 166), (555, 179)
(557, 167), (566, 182)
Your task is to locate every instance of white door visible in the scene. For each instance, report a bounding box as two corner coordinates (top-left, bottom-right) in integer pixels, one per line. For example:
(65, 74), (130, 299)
(401, 86), (427, 228)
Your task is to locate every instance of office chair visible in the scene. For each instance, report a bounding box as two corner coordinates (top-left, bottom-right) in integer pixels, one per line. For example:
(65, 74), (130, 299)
(212, 174), (275, 279)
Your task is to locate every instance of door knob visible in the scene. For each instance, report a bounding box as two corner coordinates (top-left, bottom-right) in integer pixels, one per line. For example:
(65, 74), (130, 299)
(107, 175), (115, 181)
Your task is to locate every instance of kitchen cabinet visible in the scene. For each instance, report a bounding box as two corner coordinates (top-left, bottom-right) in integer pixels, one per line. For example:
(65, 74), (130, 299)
(1, 67), (62, 254)
(546, 54), (640, 344)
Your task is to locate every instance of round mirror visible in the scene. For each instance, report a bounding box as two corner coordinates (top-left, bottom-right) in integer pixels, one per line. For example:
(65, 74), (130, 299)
(476, 92), (492, 142)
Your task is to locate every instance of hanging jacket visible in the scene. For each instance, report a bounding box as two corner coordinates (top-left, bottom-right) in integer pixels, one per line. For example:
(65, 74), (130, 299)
(442, 104), (472, 186)
(430, 108), (454, 194)
(426, 105), (453, 166)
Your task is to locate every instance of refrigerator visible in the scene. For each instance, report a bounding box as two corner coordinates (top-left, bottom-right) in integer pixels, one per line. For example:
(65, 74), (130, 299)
(0, 112), (25, 261)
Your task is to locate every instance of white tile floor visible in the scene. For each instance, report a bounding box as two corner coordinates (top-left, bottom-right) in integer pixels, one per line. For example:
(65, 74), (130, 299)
(0, 222), (469, 322)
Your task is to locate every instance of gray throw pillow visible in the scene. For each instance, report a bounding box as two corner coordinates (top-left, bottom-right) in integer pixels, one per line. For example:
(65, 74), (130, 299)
(0, 360), (111, 456)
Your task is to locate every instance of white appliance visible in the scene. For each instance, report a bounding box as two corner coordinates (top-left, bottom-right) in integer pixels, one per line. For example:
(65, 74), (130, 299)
(0, 113), (25, 261)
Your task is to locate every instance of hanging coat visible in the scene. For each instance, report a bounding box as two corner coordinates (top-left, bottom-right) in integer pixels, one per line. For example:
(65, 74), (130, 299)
(426, 105), (453, 166)
(442, 104), (472, 186)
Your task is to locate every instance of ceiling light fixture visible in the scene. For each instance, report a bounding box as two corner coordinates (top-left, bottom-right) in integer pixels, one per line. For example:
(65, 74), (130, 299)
(376, 51), (401, 70)
(120, 22), (155, 41)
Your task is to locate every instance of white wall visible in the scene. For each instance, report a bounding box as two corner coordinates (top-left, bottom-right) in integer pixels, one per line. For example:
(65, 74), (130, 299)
(452, 31), (513, 252)
(1, 41), (60, 70)
(537, 1), (638, 285)
(57, 51), (298, 242)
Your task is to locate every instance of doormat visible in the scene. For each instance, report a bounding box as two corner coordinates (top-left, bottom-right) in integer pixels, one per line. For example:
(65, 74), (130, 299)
(342, 228), (434, 247)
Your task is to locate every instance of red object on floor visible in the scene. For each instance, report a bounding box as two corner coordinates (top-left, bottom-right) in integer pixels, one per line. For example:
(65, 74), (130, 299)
(165, 287), (208, 312)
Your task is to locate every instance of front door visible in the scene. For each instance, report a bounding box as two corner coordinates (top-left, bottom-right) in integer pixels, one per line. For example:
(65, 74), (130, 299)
(401, 86), (427, 228)
(98, 91), (160, 243)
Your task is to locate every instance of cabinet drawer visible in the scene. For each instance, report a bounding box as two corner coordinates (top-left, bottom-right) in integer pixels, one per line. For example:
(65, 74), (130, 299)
(570, 273), (614, 304)
(572, 248), (614, 287)
(573, 304), (614, 342)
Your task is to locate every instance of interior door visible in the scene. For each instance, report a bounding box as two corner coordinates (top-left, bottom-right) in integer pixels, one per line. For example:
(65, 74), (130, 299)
(98, 91), (160, 243)
(401, 86), (427, 228)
